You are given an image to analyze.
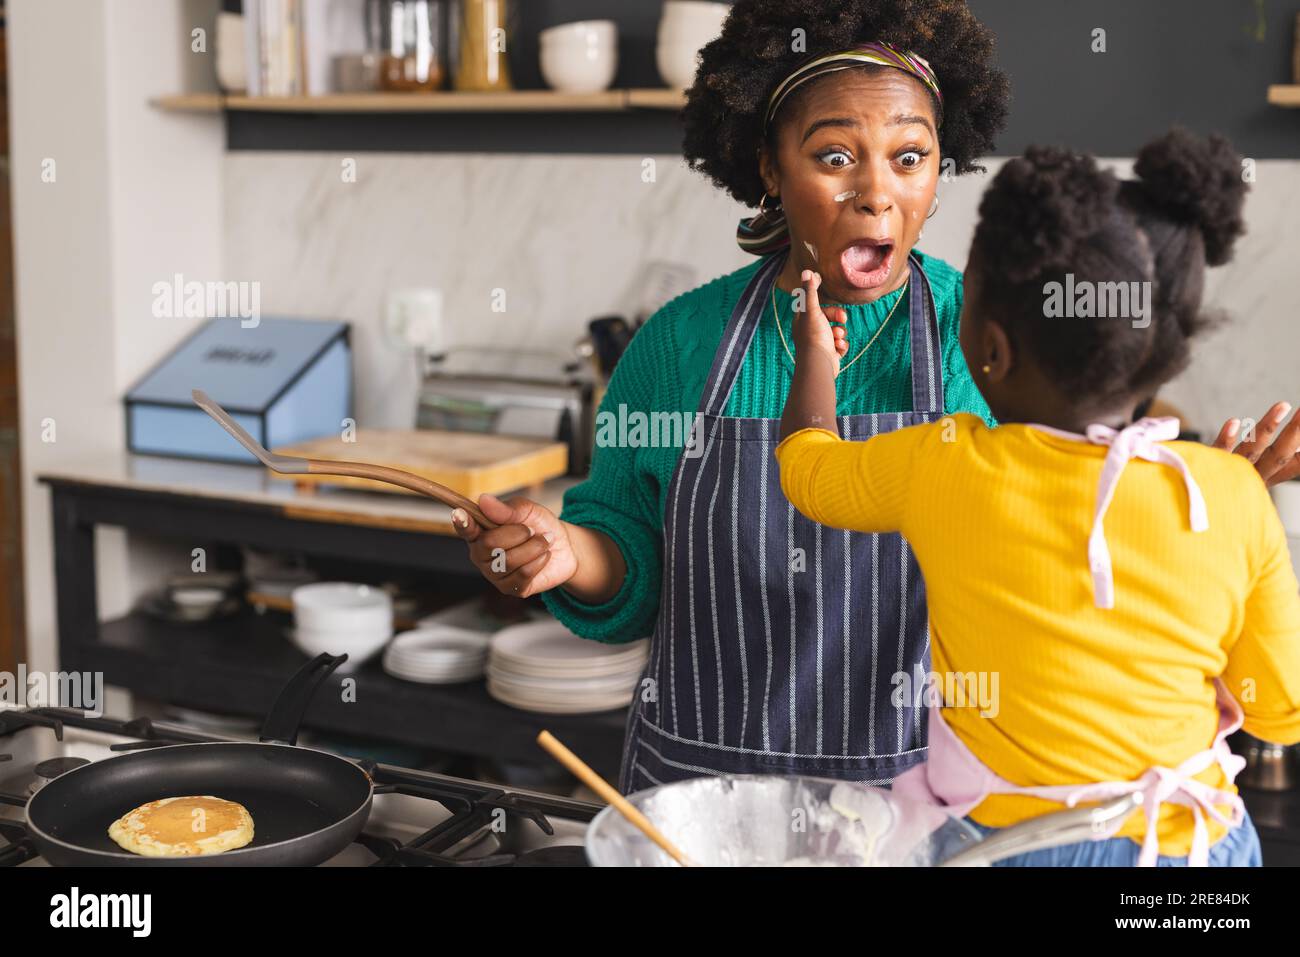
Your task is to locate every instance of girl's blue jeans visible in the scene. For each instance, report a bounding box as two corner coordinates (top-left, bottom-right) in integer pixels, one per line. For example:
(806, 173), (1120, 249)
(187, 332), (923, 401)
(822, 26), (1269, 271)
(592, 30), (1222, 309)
(964, 811), (1262, 867)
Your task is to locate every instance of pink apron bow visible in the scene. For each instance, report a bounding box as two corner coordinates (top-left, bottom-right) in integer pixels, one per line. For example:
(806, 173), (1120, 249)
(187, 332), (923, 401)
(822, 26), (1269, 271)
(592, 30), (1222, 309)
(1035, 417), (1209, 609)
(893, 680), (1248, 867)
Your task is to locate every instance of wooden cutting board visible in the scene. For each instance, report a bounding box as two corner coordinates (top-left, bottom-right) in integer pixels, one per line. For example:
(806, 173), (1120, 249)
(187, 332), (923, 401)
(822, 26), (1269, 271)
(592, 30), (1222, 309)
(270, 429), (568, 500)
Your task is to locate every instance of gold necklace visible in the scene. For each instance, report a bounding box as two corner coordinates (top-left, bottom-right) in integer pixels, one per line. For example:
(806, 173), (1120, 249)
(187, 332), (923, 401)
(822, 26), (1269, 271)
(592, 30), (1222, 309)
(772, 280), (910, 373)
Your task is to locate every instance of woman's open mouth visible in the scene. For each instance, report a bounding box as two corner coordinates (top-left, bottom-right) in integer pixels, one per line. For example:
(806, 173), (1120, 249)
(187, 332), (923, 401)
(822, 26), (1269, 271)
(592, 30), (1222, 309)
(840, 240), (895, 289)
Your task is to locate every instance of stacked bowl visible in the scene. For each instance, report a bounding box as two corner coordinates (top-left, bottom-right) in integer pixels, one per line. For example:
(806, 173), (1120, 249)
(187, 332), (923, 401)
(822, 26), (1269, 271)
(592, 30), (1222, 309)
(487, 620), (649, 714)
(656, 1), (730, 89)
(290, 583), (393, 673)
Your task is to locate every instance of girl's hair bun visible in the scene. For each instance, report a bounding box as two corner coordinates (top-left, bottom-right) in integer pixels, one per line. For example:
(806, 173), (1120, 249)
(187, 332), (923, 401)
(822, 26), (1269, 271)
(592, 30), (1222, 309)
(976, 146), (1120, 285)
(1132, 128), (1248, 266)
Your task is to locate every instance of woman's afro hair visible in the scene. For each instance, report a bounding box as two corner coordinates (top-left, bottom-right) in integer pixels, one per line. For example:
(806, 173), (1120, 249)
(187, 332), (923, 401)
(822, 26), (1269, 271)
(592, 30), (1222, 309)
(682, 0), (1011, 207)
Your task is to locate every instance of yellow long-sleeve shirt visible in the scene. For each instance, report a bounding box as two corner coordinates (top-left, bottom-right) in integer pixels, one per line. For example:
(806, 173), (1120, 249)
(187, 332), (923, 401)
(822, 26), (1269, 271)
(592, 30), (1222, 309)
(775, 414), (1300, 856)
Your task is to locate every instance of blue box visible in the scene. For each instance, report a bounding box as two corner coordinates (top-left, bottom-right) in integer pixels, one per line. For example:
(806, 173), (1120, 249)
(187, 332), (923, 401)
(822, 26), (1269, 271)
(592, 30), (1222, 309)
(125, 317), (352, 464)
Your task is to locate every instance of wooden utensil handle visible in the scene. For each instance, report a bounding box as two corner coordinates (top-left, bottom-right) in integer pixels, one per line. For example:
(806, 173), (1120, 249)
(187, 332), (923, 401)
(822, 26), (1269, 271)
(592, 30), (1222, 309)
(306, 460), (498, 529)
(536, 730), (692, 867)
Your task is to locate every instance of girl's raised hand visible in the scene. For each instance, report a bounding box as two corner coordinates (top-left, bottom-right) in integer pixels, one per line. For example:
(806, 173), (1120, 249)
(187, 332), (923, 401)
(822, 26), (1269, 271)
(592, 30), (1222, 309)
(793, 269), (849, 377)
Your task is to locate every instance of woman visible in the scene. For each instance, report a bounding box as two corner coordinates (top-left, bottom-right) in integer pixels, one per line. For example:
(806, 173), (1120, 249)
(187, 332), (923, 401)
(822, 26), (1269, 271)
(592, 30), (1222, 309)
(452, 0), (1300, 794)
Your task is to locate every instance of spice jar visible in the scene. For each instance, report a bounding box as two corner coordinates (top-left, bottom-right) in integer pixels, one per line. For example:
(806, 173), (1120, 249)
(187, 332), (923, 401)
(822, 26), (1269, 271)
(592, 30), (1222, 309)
(371, 0), (447, 92)
(451, 0), (514, 91)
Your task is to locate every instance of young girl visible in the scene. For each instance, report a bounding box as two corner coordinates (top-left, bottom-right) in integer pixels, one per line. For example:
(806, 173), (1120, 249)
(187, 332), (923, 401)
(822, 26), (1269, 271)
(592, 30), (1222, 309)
(776, 129), (1300, 867)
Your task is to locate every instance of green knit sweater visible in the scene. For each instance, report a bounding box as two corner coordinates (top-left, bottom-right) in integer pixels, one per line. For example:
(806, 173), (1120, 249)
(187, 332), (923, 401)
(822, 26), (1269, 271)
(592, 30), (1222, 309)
(542, 250), (994, 643)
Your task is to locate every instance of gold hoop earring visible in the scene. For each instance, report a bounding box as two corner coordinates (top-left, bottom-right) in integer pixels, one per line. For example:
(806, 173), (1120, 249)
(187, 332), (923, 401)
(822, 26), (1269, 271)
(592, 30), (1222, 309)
(759, 192), (781, 215)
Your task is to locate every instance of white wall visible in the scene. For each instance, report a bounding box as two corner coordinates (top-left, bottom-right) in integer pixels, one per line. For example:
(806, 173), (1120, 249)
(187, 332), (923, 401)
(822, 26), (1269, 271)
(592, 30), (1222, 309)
(8, 0), (223, 675)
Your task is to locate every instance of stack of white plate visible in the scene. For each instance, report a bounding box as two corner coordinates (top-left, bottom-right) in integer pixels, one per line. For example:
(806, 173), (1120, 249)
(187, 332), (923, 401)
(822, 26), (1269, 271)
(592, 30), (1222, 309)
(383, 626), (490, 684)
(487, 620), (649, 714)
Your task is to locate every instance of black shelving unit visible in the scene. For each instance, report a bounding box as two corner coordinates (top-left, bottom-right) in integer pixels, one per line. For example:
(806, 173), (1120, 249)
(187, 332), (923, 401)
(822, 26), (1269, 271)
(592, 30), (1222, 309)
(41, 473), (627, 780)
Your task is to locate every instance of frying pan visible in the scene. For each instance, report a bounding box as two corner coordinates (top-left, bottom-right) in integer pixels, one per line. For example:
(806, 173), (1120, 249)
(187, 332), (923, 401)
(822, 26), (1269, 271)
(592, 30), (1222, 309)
(25, 654), (377, 866)
(191, 389), (497, 529)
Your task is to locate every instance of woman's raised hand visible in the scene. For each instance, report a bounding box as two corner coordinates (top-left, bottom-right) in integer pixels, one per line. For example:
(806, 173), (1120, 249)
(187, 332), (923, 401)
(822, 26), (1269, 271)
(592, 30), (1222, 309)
(451, 494), (578, 598)
(793, 269), (849, 376)
(1213, 401), (1300, 488)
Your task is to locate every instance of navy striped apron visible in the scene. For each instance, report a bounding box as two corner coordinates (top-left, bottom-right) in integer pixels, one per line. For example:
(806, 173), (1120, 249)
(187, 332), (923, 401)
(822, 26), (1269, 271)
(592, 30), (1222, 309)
(618, 251), (946, 793)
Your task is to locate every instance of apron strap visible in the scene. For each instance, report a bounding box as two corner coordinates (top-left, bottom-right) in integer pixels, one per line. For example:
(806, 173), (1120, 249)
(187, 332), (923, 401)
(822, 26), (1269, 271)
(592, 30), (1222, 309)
(906, 252), (945, 415)
(697, 254), (784, 419)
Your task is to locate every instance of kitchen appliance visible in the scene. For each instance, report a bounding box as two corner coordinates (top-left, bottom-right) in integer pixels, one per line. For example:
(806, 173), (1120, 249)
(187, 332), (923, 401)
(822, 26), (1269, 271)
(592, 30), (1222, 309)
(1, 684), (599, 868)
(586, 774), (1146, 867)
(417, 348), (597, 476)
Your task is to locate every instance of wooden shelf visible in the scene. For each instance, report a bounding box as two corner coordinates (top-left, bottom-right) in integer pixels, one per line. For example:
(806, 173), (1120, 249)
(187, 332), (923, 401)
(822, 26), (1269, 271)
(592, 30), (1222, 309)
(625, 87), (687, 110)
(149, 93), (225, 113)
(151, 88), (687, 115)
(1267, 85), (1300, 107)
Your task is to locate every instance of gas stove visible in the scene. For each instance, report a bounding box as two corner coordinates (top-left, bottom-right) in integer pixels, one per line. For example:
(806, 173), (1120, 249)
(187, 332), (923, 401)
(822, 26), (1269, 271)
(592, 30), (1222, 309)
(0, 708), (599, 867)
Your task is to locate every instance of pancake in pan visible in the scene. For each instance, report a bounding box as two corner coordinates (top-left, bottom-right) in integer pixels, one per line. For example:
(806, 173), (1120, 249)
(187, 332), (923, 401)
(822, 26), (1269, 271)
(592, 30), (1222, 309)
(107, 795), (254, 857)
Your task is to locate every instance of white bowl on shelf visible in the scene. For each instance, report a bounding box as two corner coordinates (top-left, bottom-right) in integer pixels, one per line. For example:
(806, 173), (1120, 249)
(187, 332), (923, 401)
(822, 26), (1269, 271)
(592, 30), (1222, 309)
(539, 20), (618, 93)
(292, 582), (392, 634)
(540, 19), (617, 47)
(656, 0), (728, 88)
(656, 43), (704, 90)
(659, 1), (731, 32)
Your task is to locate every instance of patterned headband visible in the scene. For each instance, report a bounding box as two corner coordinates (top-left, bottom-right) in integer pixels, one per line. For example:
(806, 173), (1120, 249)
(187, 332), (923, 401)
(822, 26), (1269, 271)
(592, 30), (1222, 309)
(739, 43), (944, 256)
(763, 42), (944, 132)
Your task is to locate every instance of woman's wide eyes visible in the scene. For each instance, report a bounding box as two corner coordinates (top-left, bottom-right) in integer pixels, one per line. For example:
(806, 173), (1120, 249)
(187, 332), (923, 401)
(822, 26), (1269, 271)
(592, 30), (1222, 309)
(815, 149), (927, 170)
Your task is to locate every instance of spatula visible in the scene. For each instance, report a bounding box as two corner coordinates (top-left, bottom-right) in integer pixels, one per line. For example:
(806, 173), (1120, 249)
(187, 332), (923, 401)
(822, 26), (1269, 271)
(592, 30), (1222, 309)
(191, 389), (497, 529)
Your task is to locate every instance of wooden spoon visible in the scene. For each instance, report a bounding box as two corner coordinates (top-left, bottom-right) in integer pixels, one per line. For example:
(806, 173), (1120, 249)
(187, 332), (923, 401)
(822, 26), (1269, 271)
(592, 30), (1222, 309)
(536, 730), (694, 867)
(191, 389), (497, 529)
